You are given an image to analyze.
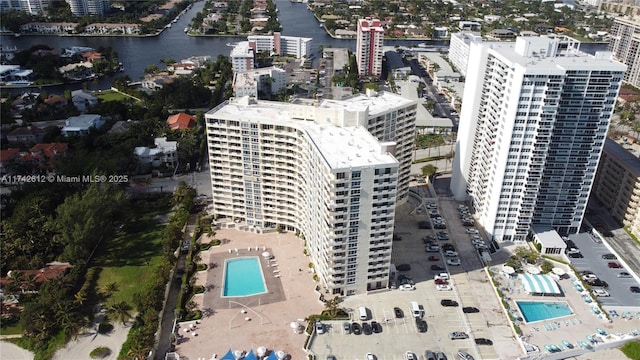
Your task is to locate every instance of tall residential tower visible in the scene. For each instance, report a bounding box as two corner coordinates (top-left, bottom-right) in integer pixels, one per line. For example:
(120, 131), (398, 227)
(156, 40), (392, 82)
(205, 91), (416, 295)
(451, 36), (625, 242)
(608, 15), (640, 87)
(356, 18), (384, 79)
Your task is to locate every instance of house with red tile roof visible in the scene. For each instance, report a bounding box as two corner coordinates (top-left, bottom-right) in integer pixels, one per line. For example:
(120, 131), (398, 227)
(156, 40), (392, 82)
(167, 113), (196, 131)
(20, 143), (68, 169)
(0, 148), (20, 174)
(0, 262), (73, 293)
(43, 94), (68, 107)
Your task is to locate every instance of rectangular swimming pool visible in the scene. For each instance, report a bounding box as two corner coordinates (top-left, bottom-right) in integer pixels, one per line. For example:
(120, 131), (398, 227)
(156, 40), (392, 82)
(222, 257), (267, 297)
(515, 301), (573, 323)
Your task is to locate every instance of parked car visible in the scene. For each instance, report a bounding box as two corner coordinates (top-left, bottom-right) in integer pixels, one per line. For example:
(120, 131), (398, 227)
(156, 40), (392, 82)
(602, 253), (617, 260)
(447, 259), (462, 266)
(435, 272), (450, 280)
(592, 289), (610, 297)
(465, 228), (479, 234)
(327, 356), (336, 360)
(394, 307), (404, 318)
(463, 307), (480, 313)
(315, 322), (325, 334)
(434, 278), (449, 285)
(457, 351), (474, 360)
(390, 279), (398, 289)
(371, 321), (382, 333)
(431, 265), (446, 271)
(608, 262), (623, 269)
(441, 299), (459, 307)
(630, 286), (640, 293)
(366, 354), (376, 360)
(475, 338), (493, 345)
(435, 352), (447, 360)
(352, 322), (361, 335)
(428, 255), (440, 261)
(437, 231), (449, 239)
(582, 274), (598, 281)
(396, 264), (411, 271)
(400, 284), (416, 291)
(449, 331), (469, 340)
(618, 272), (632, 278)
(424, 350), (436, 360)
(569, 252), (584, 258)
(442, 244), (455, 251)
(362, 322), (372, 335)
(405, 352), (417, 360)
(437, 284), (453, 291)
(416, 318), (428, 333)
(444, 250), (458, 257)
(588, 279), (609, 288)
(434, 224), (447, 229)
(426, 246), (441, 252)
(343, 322), (351, 334)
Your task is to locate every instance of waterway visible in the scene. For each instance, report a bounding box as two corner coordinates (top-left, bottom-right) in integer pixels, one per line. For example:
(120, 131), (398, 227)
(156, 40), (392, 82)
(0, 0), (606, 91)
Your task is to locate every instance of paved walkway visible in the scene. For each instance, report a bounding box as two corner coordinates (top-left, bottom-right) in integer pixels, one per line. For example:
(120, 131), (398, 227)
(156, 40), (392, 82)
(173, 228), (324, 360)
(0, 341), (34, 360)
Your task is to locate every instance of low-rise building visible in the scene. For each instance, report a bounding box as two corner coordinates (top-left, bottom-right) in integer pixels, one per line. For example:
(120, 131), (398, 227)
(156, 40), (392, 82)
(142, 72), (177, 90)
(167, 113), (196, 131)
(6, 126), (45, 144)
(71, 89), (98, 112)
(0, 148), (20, 174)
(20, 142), (68, 170)
(134, 137), (178, 169)
(61, 114), (104, 136)
(232, 66), (286, 98)
(247, 32), (313, 59)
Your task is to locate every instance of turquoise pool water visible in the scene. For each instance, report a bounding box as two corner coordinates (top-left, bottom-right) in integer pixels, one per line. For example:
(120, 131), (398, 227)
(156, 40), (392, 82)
(516, 301), (573, 323)
(223, 257), (267, 297)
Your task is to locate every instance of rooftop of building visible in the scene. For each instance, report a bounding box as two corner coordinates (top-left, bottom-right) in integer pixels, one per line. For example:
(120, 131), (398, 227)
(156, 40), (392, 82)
(230, 41), (253, 57)
(207, 97), (399, 169)
(484, 35), (627, 72)
(318, 90), (415, 116)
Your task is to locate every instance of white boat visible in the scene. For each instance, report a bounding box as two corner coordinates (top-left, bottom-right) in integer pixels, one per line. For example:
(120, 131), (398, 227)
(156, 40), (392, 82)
(184, 27), (189, 33)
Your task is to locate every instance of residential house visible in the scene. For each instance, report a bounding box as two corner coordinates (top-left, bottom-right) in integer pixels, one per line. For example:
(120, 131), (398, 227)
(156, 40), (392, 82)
(61, 114), (104, 136)
(71, 89), (99, 112)
(6, 126), (45, 144)
(167, 113), (196, 131)
(20, 142), (68, 170)
(134, 137), (178, 169)
(43, 94), (68, 108)
(232, 67), (286, 98)
(84, 23), (140, 35)
(0, 262), (73, 293)
(19, 22), (77, 34)
(0, 148), (20, 174)
(142, 72), (177, 90)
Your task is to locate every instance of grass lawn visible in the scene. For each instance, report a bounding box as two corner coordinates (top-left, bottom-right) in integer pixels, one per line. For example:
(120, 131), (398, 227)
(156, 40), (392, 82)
(622, 341), (640, 360)
(95, 90), (135, 102)
(0, 319), (23, 336)
(92, 194), (172, 305)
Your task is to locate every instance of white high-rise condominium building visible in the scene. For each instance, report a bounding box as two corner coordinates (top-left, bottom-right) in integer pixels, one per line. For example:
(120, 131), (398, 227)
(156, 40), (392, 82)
(247, 32), (313, 59)
(451, 36), (626, 242)
(356, 18), (384, 78)
(205, 91), (416, 295)
(19, 0), (49, 14)
(66, 0), (109, 16)
(448, 31), (483, 76)
(230, 41), (255, 73)
(609, 15), (640, 87)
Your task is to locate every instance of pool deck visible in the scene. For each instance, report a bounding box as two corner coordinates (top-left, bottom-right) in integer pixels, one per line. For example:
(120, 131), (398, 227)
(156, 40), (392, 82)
(175, 228), (324, 360)
(489, 245), (640, 357)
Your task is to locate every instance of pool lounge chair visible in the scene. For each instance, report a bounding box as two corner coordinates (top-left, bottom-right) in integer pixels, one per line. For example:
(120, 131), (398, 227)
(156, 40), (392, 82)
(562, 340), (574, 349)
(597, 328), (608, 336)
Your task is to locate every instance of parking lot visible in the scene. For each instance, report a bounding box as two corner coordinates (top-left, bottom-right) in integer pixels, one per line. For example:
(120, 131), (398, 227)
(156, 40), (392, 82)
(567, 232), (640, 309)
(310, 186), (521, 360)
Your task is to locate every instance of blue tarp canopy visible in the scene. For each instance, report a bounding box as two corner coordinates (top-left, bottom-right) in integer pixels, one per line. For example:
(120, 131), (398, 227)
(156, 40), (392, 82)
(221, 349), (235, 360)
(245, 350), (257, 360)
(518, 273), (561, 295)
(266, 352), (278, 360)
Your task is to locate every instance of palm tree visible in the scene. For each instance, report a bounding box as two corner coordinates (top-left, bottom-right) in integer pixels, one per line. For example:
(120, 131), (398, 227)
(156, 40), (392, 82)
(108, 301), (132, 325)
(74, 291), (87, 305)
(323, 296), (341, 317)
(102, 282), (119, 298)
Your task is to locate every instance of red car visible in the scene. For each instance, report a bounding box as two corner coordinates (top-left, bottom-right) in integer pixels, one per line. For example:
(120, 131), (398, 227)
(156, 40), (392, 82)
(428, 256), (440, 261)
(608, 262), (622, 269)
(434, 278), (449, 285)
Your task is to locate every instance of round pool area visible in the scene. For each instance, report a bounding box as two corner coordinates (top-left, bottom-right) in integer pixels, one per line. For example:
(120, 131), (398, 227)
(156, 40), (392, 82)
(222, 257), (267, 297)
(516, 301), (573, 323)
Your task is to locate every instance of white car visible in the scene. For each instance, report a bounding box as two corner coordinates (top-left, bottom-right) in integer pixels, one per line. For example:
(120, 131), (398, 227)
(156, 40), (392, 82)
(465, 228), (479, 234)
(366, 354), (377, 360)
(316, 322), (325, 334)
(436, 284), (453, 291)
(592, 289), (610, 297)
(399, 284), (416, 291)
(404, 351), (417, 360)
(582, 274), (597, 281)
(444, 250), (458, 257)
(447, 259), (461, 266)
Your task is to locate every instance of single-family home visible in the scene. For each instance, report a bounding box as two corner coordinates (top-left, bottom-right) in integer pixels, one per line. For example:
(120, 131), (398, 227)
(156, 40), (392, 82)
(6, 126), (45, 144)
(61, 114), (104, 136)
(134, 137), (178, 169)
(0, 262), (73, 293)
(71, 89), (99, 112)
(0, 148), (20, 174)
(20, 143), (68, 170)
(167, 113), (196, 131)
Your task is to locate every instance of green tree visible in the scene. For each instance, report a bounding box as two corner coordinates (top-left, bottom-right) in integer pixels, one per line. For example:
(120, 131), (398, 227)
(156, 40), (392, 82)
(421, 164), (438, 178)
(108, 301), (133, 325)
